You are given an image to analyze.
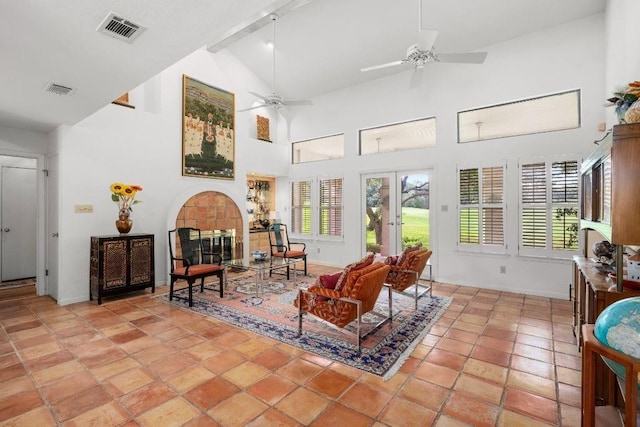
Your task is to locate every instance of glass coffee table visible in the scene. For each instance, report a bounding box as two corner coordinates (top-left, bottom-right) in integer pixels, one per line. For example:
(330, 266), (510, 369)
(222, 257), (301, 296)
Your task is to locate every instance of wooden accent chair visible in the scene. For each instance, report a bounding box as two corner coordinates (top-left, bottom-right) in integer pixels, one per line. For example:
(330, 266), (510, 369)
(295, 259), (391, 351)
(168, 227), (224, 307)
(268, 223), (307, 279)
(384, 246), (432, 310)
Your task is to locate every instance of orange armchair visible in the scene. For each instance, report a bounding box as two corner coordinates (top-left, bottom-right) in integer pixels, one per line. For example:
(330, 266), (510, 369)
(295, 262), (391, 351)
(384, 247), (432, 310)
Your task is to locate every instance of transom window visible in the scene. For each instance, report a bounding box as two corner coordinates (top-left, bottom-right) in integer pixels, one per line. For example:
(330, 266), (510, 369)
(458, 90), (580, 143)
(292, 134), (344, 164)
(360, 117), (436, 155)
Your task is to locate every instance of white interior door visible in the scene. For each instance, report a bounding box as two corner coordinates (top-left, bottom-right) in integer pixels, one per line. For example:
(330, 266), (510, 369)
(1, 166), (37, 281)
(363, 170), (431, 257)
(46, 154), (59, 299)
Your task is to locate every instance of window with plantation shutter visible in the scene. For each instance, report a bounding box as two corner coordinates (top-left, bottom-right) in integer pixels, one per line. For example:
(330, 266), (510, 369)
(519, 158), (579, 257)
(458, 164), (505, 251)
(290, 180), (312, 235)
(459, 168), (479, 244)
(319, 178), (343, 237)
(482, 167), (504, 245)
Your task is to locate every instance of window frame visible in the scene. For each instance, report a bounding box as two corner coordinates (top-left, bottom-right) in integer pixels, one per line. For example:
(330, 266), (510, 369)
(518, 155), (580, 259)
(457, 89), (581, 144)
(290, 179), (312, 236)
(457, 162), (507, 254)
(359, 116), (437, 155)
(318, 177), (343, 239)
(291, 134), (344, 164)
(288, 177), (344, 241)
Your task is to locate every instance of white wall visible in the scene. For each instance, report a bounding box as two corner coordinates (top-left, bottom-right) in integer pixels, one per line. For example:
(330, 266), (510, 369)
(52, 48), (288, 305)
(48, 7), (638, 304)
(604, 0), (640, 128)
(286, 14), (607, 299)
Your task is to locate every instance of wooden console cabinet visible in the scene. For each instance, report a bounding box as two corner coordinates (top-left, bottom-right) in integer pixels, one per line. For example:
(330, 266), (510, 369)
(90, 234), (155, 304)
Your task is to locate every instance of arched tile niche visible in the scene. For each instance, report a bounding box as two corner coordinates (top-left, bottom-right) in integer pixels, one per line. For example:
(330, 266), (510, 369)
(174, 191), (244, 259)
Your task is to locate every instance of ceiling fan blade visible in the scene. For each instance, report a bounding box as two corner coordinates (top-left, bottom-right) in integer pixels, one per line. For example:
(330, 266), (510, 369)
(361, 60), (405, 72)
(417, 29), (438, 51)
(409, 67), (424, 90)
(237, 103), (266, 112)
(437, 52), (487, 64)
(284, 99), (313, 106)
(248, 91), (269, 102)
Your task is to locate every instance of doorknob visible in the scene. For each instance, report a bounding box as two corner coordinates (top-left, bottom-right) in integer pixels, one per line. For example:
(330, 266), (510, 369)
(52, 233), (59, 237)
(3, 228), (9, 232)
(387, 222), (394, 225)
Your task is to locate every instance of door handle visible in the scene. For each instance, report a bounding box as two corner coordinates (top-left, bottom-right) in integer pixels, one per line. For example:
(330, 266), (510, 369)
(387, 222), (394, 225)
(3, 228), (9, 232)
(52, 233), (59, 237)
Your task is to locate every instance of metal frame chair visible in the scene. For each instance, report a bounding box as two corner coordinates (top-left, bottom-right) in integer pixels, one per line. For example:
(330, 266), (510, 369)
(295, 263), (391, 352)
(384, 248), (433, 310)
(268, 223), (307, 279)
(168, 227), (224, 307)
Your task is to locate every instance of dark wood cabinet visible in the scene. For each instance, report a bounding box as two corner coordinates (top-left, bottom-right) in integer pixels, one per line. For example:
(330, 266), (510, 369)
(581, 123), (640, 243)
(573, 256), (640, 408)
(611, 124), (640, 245)
(90, 234), (155, 304)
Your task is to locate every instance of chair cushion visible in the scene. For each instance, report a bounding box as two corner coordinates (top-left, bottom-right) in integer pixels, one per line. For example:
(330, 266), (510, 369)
(272, 250), (306, 258)
(172, 264), (222, 277)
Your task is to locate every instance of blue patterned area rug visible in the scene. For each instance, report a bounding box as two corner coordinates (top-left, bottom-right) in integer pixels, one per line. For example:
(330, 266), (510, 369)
(160, 274), (451, 379)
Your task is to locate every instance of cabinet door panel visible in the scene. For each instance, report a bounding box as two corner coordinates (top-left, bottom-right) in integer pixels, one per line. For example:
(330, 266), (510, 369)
(611, 124), (640, 244)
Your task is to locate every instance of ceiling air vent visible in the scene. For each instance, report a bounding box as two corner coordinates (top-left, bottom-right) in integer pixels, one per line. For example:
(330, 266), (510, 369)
(44, 82), (74, 96)
(97, 12), (145, 43)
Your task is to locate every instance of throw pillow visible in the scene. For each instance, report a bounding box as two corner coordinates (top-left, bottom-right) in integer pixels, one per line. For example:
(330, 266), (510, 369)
(319, 271), (341, 290)
(334, 253), (375, 292)
(384, 255), (399, 266)
(396, 243), (422, 267)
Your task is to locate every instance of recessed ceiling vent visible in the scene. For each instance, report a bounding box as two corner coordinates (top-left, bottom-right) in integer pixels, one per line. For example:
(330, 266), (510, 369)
(44, 82), (75, 96)
(97, 12), (145, 43)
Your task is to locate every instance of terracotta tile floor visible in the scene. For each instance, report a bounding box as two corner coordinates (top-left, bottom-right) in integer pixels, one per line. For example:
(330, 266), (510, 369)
(0, 265), (582, 426)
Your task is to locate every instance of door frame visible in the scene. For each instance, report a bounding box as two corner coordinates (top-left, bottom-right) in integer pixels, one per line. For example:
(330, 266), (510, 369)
(0, 150), (46, 296)
(361, 168), (436, 269)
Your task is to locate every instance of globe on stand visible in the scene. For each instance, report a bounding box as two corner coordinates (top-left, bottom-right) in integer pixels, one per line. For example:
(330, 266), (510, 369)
(594, 297), (640, 389)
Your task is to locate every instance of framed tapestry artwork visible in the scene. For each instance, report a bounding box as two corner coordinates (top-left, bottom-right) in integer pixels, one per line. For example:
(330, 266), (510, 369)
(182, 75), (235, 179)
(256, 115), (271, 142)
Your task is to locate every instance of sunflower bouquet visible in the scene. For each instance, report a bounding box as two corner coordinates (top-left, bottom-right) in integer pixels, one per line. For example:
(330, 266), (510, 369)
(110, 182), (143, 216)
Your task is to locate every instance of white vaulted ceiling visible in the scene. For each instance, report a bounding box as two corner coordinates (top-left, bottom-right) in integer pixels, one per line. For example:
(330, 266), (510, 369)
(0, 0), (605, 133)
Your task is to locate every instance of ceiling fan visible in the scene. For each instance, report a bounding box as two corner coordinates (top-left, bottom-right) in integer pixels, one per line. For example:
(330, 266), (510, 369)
(239, 14), (312, 114)
(361, 0), (487, 88)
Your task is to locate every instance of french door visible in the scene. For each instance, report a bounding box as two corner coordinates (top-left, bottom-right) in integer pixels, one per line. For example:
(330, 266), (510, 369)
(362, 170), (431, 258)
